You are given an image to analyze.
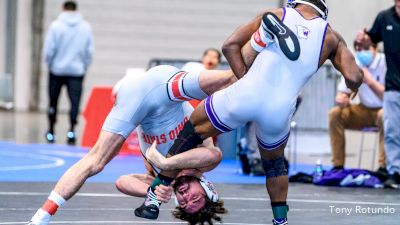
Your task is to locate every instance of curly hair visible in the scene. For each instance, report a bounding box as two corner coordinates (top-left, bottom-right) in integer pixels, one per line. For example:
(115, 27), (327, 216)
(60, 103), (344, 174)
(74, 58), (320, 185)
(172, 199), (227, 225)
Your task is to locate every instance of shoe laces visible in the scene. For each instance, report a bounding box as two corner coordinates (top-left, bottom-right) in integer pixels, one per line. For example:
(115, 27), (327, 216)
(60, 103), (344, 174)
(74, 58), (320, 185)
(273, 218), (288, 225)
(144, 188), (160, 207)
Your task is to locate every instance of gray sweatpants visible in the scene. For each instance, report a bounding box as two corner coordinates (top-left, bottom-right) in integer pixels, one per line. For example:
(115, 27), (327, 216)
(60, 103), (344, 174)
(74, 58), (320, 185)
(384, 91), (400, 174)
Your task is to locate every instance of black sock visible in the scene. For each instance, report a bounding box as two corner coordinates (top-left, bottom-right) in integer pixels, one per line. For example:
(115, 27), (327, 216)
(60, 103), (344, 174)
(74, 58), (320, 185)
(167, 120), (204, 156)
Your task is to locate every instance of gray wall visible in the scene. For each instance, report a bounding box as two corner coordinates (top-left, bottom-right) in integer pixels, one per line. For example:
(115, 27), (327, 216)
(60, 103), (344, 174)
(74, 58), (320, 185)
(327, 0), (394, 49)
(39, 0), (278, 111)
(0, 0), (5, 75)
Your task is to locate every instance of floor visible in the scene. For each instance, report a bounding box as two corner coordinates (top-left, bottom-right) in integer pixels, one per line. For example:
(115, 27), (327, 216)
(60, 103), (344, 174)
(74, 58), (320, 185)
(1, 111), (398, 225)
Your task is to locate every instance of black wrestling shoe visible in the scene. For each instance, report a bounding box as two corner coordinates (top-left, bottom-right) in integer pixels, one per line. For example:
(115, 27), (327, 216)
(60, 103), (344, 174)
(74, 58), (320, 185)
(261, 12), (300, 61)
(134, 187), (160, 220)
(134, 203), (159, 220)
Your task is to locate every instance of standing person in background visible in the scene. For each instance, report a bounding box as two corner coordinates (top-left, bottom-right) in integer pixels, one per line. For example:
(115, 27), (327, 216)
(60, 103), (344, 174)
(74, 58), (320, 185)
(182, 48), (222, 72)
(356, 0), (400, 188)
(329, 40), (386, 174)
(43, 1), (94, 145)
(182, 48), (222, 109)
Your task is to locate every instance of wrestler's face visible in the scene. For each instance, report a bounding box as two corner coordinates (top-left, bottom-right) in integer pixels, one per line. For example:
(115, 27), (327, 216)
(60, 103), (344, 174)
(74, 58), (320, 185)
(174, 176), (207, 214)
(202, 50), (220, 70)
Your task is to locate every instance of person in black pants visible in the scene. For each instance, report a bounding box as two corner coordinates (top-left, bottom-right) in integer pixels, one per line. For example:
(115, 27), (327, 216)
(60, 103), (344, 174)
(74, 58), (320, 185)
(43, 1), (94, 144)
(356, 0), (400, 188)
(48, 73), (84, 144)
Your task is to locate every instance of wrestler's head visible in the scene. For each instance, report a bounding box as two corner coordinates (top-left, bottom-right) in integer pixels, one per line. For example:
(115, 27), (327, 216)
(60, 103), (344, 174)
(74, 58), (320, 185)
(172, 175), (227, 224)
(287, 0), (328, 20)
(202, 48), (221, 70)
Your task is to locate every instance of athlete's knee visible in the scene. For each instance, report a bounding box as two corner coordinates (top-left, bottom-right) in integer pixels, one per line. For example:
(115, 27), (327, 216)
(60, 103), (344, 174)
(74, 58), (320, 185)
(115, 175), (130, 192)
(262, 155), (288, 179)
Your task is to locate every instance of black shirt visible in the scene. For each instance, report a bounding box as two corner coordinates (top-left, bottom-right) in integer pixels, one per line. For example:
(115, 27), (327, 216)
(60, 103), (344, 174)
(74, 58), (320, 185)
(368, 6), (400, 92)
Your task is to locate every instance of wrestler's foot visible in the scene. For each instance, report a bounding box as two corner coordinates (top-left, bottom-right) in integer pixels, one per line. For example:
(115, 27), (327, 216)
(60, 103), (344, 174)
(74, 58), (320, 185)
(134, 187), (160, 220)
(273, 218), (288, 225)
(27, 209), (51, 225)
(145, 142), (169, 170)
(261, 12), (300, 61)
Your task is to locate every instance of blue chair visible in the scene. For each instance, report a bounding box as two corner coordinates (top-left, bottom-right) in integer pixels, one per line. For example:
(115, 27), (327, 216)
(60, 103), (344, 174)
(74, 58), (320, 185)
(358, 127), (379, 169)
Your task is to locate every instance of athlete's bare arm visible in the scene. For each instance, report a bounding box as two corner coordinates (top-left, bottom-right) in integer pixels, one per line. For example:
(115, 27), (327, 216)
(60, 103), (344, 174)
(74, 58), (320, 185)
(222, 8), (284, 78)
(320, 26), (363, 94)
(198, 70), (237, 96)
(146, 138), (221, 171)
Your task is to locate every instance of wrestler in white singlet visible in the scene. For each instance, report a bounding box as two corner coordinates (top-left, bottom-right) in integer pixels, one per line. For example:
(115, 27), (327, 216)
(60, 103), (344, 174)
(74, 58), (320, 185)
(102, 65), (207, 171)
(205, 7), (328, 149)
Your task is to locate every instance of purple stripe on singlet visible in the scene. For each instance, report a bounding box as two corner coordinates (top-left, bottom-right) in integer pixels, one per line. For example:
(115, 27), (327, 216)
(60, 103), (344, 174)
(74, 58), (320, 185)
(257, 132), (290, 150)
(204, 96), (232, 133)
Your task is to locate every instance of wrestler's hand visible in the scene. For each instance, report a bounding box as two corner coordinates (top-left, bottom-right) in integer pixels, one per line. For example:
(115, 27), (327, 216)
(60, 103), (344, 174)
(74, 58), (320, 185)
(145, 142), (170, 170)
(154, 184), (173, 203)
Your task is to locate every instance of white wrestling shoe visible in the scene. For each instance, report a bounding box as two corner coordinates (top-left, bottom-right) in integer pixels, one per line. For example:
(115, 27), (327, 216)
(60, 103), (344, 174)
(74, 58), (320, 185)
(27, 209), (51, 225)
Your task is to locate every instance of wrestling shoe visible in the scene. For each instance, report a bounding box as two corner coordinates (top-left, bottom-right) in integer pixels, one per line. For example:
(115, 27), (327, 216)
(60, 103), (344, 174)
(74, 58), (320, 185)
(66, 131), (76, 145)
(45, 131), (55, 143)
(27, 208), (51, 225)
(261, 12), (300, 61)
(273, 218), (288, 225)
(134, 187), (160, 220)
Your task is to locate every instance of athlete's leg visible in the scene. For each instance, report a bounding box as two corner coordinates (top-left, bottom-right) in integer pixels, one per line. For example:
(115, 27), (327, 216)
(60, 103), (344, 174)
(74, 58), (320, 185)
(259, 142), (289, 225)
(28, 131), (125, 225)
(30, 68), (153, 225)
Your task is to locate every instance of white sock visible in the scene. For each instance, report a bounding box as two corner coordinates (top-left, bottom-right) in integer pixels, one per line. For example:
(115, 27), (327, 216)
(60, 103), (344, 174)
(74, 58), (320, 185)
(29, 191), (66, 225)
(250, 25), (274, 52)
(48, 191), (66, 206)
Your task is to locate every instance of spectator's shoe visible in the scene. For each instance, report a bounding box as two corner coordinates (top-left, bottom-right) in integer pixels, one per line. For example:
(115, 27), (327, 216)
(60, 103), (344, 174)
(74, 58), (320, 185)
(261, 12), (300, 61)
(372, 167), (389, 182)
(66, 131), (76, 145)
(393, 172), (400, 184)
(330, 166), (344, 172)
(273, 218), (288, 225)
(134, 188), (160, 220)
(384, 174), (399, 189)
(45, 132), (55, 143)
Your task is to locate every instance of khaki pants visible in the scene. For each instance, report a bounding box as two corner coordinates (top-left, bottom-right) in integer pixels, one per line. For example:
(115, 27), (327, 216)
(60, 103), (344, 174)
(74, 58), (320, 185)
(329, 104), (385, 168)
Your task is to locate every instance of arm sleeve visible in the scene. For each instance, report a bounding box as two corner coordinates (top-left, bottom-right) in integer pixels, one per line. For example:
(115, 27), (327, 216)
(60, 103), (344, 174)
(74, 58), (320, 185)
(367, 12), (383, 44)
(84, 24), (95, 70)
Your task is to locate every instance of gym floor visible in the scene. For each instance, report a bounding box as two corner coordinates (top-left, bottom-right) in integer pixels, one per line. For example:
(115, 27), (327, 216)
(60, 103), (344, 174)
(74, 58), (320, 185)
(0, 111), (399, 225)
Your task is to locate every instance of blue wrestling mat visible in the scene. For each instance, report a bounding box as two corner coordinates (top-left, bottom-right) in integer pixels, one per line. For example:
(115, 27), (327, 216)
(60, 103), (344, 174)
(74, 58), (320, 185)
(0, 142), (316, 183)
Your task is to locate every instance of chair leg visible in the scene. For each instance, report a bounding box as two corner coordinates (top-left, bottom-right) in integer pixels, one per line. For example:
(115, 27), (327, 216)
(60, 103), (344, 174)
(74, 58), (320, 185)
(358, 131), (365, 168)
(371, 132), (379, 170)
